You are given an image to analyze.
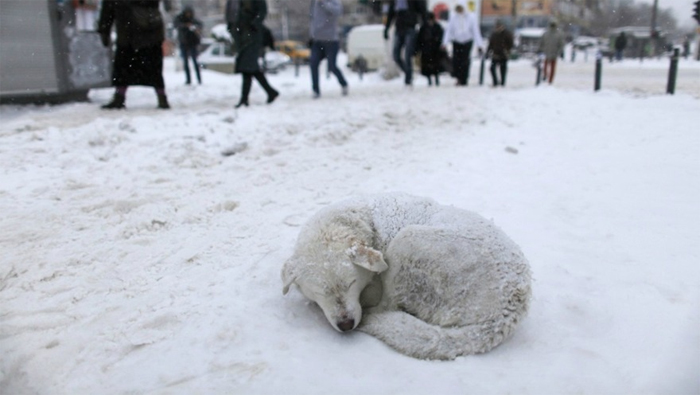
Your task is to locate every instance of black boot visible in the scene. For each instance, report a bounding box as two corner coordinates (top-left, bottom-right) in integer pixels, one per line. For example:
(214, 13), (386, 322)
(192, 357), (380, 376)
(236, 74), (252, 108)
(157, 94), (170, 109)
(101, 93), (125, 110)
(266, 89), (279, 104)
(253, 72), (279, 104)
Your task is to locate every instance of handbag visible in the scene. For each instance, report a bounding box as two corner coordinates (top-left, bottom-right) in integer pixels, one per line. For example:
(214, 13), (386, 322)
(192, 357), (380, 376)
(439, 49), (453, 75)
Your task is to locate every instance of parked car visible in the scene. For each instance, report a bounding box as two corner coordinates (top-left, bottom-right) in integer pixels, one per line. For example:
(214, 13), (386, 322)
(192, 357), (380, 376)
(198, 41), (235, 74)
(274, 40), (311, 64)
(198, 41), (291, 74)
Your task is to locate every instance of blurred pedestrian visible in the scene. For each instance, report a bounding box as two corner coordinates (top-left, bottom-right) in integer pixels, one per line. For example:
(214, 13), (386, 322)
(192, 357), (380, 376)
(309, 0), (348, 98)
(442, 0), (483, 86)
(384, 0), (428, 87)
(486, 19), (513, 87)
(538, 21), (565, 84)
(614, 32), (627, 61)
(226, 0), (279, 108)
(98, 0), (171, 110)
(174, 6), (203, 85)
(416, 12), (444, 86)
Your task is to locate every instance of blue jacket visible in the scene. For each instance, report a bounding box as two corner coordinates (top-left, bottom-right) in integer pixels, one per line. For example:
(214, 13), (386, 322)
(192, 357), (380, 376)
(309, 0), (342, 41)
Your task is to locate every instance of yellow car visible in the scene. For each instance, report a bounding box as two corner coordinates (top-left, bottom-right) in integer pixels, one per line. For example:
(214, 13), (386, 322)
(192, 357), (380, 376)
(274, 40), (311, 64)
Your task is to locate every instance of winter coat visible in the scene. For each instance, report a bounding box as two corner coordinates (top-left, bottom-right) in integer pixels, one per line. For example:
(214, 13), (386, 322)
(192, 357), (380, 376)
(614, 33), (627, 51)
(442, 10), (483, 47)
(174, 7), (203, 48)
(538, 26), (565, 60)
(487, 28), (514, 61)
(386, 0), (427, 34)
(98, 0), (165, 50)
(226, 0), (268, 73)
(416, 22), (444, 75)
(309, 0), (342, 41)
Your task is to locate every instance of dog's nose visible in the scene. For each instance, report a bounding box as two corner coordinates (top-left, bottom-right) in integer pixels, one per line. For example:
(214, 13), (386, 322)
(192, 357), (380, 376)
(337, 319), (355, 332)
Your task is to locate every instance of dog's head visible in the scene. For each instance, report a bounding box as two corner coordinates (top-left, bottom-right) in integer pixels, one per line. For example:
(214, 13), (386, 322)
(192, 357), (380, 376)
(282, 243), (387, 332)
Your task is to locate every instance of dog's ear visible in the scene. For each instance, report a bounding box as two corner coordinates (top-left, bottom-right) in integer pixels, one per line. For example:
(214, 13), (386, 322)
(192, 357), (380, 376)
(351, 245), (388, 273)
(281, 259), (297, 295)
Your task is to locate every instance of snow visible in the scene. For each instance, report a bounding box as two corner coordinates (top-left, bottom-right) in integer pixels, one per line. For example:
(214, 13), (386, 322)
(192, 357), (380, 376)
(1, 54), (699, 394)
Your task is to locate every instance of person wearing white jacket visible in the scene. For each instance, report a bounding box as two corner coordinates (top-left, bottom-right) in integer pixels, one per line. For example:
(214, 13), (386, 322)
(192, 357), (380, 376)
(441, 1), (484, 86)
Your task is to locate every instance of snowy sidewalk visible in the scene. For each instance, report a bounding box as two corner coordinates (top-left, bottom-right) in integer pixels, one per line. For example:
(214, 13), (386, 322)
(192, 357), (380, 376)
(1, 58), (698, 394)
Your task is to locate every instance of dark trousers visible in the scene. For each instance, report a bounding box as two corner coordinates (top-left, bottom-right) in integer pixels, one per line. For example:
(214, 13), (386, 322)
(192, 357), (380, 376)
(310, 40), (347, 95)
(240, 71), (276, 101)
(490, 59), (508, 86)
(393, 28), (417, 85)
(452, 41), (473, 85)
(427, 74), (440, 86)
(180, 45), (201, 84)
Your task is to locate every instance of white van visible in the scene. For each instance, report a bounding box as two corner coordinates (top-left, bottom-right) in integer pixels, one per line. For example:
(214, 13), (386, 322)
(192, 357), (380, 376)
(346, 24), (387, 71)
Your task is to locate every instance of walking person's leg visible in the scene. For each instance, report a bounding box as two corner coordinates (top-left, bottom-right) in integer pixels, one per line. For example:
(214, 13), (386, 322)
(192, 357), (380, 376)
(403, 29), (417, 85)
(237, 73), (252, 108)
(326, 41), (348, 93)
(464, 41), (473, 85)
(253, 71), (279, 103)
(393, 32), (407, 74)
(489, 60), (498, 86)
(500, 60), (508, 86)
(548, 59), (556, 83)
(310, 41), (323, 97)
(452, 42), (467, 85)
(189, 46), (202, 84)
(180, 45), (191, 84)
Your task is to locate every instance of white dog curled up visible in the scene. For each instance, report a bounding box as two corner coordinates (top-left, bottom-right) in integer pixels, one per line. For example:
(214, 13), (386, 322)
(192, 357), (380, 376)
(281, 193), (532, 360)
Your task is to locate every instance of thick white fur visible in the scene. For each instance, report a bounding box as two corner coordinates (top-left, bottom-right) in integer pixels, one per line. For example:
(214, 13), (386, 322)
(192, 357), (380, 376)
(281, 193), (531, 360)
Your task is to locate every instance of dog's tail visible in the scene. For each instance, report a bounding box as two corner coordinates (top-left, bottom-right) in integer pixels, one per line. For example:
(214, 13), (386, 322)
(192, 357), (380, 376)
(358, 292), (529, 360)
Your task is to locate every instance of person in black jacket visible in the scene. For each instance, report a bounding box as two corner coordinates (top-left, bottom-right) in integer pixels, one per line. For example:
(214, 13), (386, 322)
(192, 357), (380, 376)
(614, 32), (627, 61)
(174, 6), (203, 85)
(384, 0), (427, 86)
(416, 12), (444, 86)
(486, 19), (513, 87)
(98, 0), (171, 109)
(225, 0), (279, 108)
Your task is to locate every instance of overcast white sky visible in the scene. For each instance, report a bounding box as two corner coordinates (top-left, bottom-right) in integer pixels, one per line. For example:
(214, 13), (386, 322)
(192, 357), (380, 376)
(640, 0), (698, 28)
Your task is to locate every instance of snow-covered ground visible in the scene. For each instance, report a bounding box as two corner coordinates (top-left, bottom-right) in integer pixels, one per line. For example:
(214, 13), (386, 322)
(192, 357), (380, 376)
(1, 55), (699, 394)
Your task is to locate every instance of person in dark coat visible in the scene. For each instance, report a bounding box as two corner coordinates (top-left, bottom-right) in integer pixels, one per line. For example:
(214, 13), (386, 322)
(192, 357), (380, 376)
(486, 19), (513, 87)
(174, 6), (203, 85)
(614, 32), (627, 61)
(416, 12), (444, 86)
(98, 0), (171, 109)
(384, 0), (428, 86)
(225, 0), (279, 108)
